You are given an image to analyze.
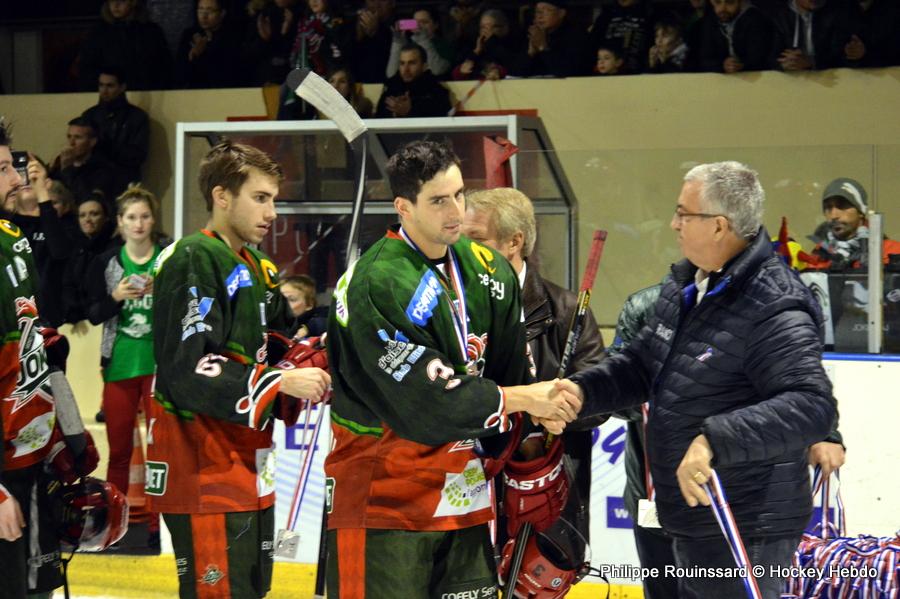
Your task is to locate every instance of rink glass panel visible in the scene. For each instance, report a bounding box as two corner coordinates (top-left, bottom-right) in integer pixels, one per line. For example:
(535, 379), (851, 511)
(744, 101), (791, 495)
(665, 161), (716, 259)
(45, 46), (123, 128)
(176, 122), (899, 353)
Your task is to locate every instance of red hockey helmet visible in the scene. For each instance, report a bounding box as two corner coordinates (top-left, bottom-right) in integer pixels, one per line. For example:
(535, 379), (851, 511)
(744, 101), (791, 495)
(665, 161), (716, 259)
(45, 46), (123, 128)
(57, 477), (129, 551)
(498, 522), (591, 599)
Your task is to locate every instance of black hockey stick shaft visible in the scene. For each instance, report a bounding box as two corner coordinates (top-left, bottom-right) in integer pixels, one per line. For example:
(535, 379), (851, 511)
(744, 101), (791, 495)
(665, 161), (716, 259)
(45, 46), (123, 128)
(503, 230), (607, 596)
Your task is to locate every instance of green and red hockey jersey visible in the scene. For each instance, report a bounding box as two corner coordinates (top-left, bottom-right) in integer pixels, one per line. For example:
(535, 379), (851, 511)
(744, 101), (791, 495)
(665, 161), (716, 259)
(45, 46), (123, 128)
(1, 218), (55, 502)
(324, 226), (532, 532)
(146, 230), (291, 514)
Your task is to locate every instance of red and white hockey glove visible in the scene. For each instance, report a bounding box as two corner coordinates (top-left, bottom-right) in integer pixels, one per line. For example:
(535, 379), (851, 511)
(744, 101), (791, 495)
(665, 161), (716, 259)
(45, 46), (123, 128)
(479, 413), (524, 480)
(270, 333), (330, 425)
(503, 434), (569, 536)
(46, 427), (100, 485)
(274, 335), (329, 373)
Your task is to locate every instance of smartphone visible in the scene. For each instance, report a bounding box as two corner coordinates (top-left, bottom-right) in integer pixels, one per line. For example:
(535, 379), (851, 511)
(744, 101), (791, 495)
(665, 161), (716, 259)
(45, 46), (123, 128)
(397, 18), (418, 32)
(128, 274), (147, 292)
(11, 151), (29, 186)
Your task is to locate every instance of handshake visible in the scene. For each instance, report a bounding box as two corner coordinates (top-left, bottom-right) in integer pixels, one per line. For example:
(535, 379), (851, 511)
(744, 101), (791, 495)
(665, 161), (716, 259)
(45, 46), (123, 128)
(505, 378), (585, 435)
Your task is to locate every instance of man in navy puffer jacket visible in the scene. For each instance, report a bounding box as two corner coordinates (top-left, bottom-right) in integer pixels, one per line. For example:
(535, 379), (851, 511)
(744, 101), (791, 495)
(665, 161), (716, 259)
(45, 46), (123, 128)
(553, 161), (837, 599)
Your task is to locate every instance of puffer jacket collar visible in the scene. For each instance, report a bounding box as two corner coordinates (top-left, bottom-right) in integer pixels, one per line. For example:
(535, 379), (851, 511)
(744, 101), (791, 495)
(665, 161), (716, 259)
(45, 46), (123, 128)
(670, 226), (771, 297)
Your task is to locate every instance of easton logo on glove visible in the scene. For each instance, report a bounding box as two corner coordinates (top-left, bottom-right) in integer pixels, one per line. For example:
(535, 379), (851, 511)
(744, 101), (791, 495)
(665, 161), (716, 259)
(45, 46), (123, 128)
(503, 435), (569, 536)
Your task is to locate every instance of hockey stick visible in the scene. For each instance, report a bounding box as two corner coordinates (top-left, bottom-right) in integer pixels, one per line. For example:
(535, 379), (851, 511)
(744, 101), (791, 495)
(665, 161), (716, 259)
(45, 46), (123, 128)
(286, 67), (369, 267)
(503, 230), (607, 596)
(285, 68), (370, 597)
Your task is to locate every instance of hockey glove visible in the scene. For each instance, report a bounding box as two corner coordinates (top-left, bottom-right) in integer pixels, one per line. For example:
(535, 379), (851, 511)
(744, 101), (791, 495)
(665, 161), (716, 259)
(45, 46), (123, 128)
(503, 434), (569, 536)
(268, 331), (329, 372)
(46, 427), (100, 485)
(270, 333), (330, 425)
(478, 413), (524, 480)
(39, 326), (70, 373)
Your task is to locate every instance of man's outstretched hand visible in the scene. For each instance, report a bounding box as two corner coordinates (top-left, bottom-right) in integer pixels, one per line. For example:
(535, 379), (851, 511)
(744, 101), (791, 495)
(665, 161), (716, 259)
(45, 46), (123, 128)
(504, 378), (583, 435)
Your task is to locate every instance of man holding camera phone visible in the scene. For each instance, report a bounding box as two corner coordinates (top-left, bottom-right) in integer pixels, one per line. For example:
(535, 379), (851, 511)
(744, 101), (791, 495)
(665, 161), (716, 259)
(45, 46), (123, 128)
(386, 8), (453, 79)
(6, 152), (75, 327)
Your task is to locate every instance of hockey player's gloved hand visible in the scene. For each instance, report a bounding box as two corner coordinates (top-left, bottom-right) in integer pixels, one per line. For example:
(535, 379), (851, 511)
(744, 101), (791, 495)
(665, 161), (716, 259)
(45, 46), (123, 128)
(39, 326), (70, 373)
(269, 333), (331, 425)
(268, 331), (329, 373)
(47, 428), (100, 485)
(503, 434), (569, 536)
(477, 413), (523, 480)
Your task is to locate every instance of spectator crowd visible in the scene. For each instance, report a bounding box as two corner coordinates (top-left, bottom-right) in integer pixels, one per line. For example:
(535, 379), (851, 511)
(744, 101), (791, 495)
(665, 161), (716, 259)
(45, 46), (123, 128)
(55, 0), (900, 97)
(2, 0), (896, 333)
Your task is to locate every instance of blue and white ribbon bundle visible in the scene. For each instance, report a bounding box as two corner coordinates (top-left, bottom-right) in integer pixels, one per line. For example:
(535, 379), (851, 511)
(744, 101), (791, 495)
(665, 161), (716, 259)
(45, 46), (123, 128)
(783, 467), (900, 599)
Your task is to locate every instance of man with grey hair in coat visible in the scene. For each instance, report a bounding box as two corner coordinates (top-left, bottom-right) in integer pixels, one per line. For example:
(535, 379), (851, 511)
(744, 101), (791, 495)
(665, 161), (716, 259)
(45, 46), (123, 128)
(547, 161), (837, 598)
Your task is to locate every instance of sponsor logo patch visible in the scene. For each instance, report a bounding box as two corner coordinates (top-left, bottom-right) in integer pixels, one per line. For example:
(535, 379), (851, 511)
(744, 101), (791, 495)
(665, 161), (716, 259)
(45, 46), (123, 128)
(434, 459), (490, 517)
(11, 238), (31, 253)
(376, 329), (425, 382)
(145, 461), (169, 496)
(406, 270), (443, 326)
(325, 477), (335, 514)
(225, 264), (253, 298)
(476, 273), (505, 300)
(181, 287), (214, 340)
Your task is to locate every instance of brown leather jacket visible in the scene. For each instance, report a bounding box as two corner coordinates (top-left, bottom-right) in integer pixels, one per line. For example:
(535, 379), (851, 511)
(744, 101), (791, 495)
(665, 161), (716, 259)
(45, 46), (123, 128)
(521, 262), (607, 535)
(522, 262), (606, 406)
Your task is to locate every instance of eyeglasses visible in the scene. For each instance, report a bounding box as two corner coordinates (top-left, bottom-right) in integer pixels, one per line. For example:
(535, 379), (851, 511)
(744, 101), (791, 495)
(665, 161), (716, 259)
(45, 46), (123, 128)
(673, 209), (727, 225)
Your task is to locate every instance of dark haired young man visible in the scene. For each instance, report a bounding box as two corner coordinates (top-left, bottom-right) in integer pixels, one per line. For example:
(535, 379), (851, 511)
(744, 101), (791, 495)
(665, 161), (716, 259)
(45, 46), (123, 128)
(147, 140), (330, 598)
(375, 43), (451, 117)
(81, 66), (150, 183)
(324, 140), (581, 597)
(50, 116), (128, 208)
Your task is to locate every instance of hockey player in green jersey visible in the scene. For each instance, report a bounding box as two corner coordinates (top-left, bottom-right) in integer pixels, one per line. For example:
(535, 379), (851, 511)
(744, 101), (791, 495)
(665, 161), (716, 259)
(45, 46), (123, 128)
(1, 122), (100, 597)
(148, 141), (330, 599)
(324, 140), (582, 598)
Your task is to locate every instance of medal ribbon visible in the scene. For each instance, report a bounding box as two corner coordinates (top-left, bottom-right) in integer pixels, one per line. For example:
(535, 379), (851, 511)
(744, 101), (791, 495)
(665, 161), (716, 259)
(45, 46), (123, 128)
(399, 226), (469, 365)
(702, 470), (763, 599)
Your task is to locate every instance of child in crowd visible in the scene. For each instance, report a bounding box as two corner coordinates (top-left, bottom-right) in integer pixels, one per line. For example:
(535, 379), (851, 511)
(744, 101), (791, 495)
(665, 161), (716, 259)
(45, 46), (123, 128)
(280, 274), (329, 338)
(595, 42), (626, 75)
(648, 18), (688, 73)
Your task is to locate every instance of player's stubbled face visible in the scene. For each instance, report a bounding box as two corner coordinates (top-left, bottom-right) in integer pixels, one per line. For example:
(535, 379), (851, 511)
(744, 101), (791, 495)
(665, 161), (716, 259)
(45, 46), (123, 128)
(226, 169), (279, 245)
(402, 164), (466, 258)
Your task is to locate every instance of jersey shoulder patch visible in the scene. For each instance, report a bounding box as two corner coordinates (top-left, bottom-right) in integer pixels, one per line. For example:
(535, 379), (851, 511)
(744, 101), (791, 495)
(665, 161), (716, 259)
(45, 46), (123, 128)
(0, 219), (23, 239)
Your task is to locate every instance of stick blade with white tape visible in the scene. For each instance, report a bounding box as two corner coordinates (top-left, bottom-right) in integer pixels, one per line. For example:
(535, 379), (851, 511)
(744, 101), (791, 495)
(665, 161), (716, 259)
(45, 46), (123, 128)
(286, 68), (367, 143)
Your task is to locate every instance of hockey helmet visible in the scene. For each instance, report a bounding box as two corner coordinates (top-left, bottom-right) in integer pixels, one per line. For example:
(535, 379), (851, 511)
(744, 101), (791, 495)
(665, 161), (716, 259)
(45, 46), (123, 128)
(498, 519), (591, 599)
(57, 477), (129, 551)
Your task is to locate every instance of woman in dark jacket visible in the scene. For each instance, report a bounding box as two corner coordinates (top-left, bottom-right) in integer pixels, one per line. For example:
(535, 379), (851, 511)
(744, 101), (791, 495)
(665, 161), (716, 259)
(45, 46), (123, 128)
(63, 193), (120, 325)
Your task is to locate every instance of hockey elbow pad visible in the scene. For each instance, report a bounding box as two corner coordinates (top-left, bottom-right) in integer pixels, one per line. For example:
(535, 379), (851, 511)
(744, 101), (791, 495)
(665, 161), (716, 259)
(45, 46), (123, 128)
(503, 434), (569, 536)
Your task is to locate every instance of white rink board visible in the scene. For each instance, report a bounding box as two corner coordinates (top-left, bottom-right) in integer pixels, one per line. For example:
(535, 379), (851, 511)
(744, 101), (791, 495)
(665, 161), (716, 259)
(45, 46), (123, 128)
(821, 355), (900, 537)
(269, 356), (899, 578)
